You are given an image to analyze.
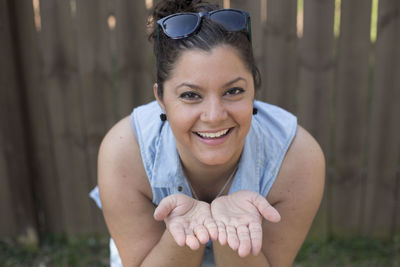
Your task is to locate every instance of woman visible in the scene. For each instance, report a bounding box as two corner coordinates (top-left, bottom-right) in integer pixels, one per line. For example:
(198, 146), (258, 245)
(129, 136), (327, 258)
(91, 0), (325, 266)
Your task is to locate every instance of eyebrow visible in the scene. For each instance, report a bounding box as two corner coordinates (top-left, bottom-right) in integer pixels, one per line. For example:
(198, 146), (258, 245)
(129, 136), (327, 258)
(175, 77), (247, 91)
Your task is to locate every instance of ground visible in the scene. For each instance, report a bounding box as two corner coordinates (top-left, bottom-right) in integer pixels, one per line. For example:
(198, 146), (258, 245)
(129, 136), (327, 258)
(1, 234), (399, 266)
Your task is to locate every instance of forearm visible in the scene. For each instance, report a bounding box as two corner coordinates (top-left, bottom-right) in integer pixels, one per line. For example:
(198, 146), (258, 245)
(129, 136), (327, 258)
(140, 229), (206, 267)
(212, 242), (270, 267)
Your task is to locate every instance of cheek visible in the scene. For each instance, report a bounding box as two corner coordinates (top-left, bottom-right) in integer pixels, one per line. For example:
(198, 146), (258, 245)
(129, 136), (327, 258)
(233, 105), (253, 139)
(167, 105), (199, 134)
(238, 112), (253, 134)
(231, 100), (253, 124)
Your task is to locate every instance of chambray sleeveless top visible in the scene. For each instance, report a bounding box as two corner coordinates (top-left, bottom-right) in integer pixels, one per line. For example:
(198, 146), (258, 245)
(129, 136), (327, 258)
(90, 100), (297, 267)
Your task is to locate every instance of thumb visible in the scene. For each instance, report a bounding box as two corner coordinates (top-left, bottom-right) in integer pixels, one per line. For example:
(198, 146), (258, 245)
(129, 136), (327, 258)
(154, 195), (177, 221)
(251, 193), (281, 223)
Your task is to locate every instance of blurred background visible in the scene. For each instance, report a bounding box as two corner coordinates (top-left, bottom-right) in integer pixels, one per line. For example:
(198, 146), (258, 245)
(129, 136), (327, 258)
(1, 0), (399, 265)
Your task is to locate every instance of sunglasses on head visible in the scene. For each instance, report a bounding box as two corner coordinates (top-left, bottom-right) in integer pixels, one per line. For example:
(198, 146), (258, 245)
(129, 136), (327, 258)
(157, 8), (252, 42)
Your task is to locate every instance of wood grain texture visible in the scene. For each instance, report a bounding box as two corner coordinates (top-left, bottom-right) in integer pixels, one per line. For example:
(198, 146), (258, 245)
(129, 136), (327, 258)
(297, 0), (335, 240)
(11, 0), (64, 234)
(115, 0), (154, 115)
(364, 0), (400, 238)
(39, 0), (95, 234)
(332, 0), (372, 236)
(261, 0), (298, 113)
(0, 0), (38, 238)
(230, 0), (264, 82)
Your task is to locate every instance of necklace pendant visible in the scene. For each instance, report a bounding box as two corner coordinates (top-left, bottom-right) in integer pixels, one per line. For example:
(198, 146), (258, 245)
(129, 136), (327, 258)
(187, 165), (238, 201)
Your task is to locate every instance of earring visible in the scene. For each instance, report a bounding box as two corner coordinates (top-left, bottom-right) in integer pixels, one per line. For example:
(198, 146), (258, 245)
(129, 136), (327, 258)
(253, 108), (258, 115)
(160, 113), (167, 121)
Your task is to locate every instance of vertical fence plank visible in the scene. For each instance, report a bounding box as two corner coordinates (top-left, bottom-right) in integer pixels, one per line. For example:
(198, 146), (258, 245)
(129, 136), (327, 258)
(332, 0), (372, 236)
(297, 0), (335, 156)
(39, 0), (94, 234)
(297, 0), (335, 240)
(0, 151), (16, 236)
(230, 0), (263, 80)
(0, 0), (20, 237)
(396, 165), (400, 236)
(0, 0), (38, 239)
(75, 0), (114, 232)
(261, 0), (297, 112)
(11, 0), (64, 234)
(115, 0), (153, 115)
(364, 0), (400, 238)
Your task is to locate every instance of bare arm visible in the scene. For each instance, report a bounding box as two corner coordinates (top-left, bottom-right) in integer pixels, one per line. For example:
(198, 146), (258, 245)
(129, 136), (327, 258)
(98, 117), (206, 267)
(212, 126), (325, 266)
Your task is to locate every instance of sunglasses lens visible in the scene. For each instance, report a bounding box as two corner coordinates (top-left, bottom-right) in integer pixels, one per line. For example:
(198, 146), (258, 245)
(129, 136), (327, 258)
(162, 14), (199, 38)
(210, 11), (246, 31)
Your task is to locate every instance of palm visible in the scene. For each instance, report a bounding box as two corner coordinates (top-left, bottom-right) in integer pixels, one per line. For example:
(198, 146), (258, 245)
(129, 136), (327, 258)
(212, 191), (261, 224)
(211, 190), (281, 257)
(154, 194), (218, 250)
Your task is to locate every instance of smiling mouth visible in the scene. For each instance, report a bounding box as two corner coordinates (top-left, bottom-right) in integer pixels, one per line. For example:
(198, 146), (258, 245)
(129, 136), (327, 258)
(194, 128), (233, 139)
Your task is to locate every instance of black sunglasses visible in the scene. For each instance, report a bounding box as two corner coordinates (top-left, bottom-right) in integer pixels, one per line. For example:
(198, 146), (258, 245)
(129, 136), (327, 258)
(157, 8), (252, 43)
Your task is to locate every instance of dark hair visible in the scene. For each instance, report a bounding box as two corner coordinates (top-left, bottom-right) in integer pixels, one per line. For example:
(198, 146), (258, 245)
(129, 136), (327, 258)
(149, 0), (261, 98)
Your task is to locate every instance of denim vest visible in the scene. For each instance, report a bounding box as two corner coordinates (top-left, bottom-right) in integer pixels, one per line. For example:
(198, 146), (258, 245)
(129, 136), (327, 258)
(90, 100), (297, 266)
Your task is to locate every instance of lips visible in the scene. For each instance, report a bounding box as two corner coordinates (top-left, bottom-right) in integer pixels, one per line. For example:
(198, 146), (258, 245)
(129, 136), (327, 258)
(194, 128), (232, 139)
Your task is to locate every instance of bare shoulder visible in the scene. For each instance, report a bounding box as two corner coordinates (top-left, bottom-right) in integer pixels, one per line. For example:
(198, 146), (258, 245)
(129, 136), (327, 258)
(98, 116), (163, 265)
(268, 125), (325, 205)
(263, 125), (325, 267)
(98, 116), (151, 198)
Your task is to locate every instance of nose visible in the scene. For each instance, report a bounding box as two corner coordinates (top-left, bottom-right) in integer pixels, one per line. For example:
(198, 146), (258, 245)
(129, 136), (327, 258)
(200, 97), (228, 123)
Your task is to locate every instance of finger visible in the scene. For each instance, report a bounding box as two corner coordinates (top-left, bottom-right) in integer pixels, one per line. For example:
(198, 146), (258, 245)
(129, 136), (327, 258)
(249, 222), (263, 256)
(168, 222), (186, 247)
(204, 217), (218, 241)
(153, 195), (177, 221)
(252, 194), (281, 223)
(193, 224), (209, 244)
(226, 225), (239, 251)
(237, 225), (251, 258)
(185, 228), (200, 250)
(216, 221), (227, 245)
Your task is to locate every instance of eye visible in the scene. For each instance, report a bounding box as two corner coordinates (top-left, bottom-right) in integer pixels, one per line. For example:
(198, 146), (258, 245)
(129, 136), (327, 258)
(179, 91), (201, 101)
(224, 87), (244, 96)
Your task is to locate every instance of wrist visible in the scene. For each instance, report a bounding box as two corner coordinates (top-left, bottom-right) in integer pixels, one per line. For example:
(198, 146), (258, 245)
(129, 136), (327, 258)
(213, 241), (269, 266)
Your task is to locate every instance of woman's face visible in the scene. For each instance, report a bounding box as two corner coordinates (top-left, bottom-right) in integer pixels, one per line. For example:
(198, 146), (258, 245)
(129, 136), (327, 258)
(156, 45), (255, 168)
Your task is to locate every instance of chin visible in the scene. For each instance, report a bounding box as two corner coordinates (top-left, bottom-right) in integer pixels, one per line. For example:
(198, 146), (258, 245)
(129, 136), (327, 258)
(196, 153), (233, 166)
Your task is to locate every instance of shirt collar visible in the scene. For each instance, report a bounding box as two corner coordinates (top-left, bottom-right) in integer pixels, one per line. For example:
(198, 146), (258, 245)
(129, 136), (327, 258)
(229, 120), (261, 194)
(151, 122), (186, 188)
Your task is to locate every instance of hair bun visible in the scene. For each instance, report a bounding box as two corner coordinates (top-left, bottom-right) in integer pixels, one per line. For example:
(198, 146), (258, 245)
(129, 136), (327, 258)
(148, 0), (219, 42)
(152, 0), (218, 21)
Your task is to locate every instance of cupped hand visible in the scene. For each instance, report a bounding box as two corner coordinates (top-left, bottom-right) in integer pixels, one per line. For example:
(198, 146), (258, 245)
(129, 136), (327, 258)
(211, 190), (281, 257)
(154, 194), (218, 250)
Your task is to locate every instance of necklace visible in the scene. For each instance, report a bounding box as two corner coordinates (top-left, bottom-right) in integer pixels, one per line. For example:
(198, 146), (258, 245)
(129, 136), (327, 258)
(188, 165), (238, 200)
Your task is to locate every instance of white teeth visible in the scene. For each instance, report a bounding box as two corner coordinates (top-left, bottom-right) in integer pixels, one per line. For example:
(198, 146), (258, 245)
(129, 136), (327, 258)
(196, 129), (229, 139)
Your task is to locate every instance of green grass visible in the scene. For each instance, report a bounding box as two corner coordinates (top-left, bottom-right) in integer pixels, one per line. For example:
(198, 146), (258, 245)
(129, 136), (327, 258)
(1, 235), (399, 266)
(0, 234), (109, 267)
(295, 236), (400, 267)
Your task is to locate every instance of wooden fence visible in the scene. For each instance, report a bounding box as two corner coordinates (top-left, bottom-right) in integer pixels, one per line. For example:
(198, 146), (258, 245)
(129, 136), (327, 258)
(0, 0), (399, 242)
